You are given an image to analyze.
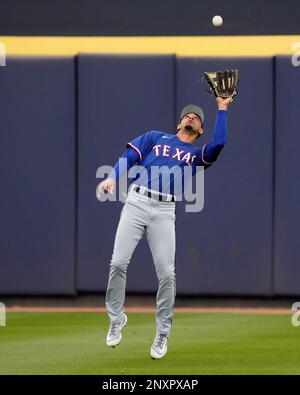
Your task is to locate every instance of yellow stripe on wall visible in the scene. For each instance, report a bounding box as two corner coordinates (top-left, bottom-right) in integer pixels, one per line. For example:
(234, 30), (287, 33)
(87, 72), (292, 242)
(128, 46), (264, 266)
(0, 36), (299, 56)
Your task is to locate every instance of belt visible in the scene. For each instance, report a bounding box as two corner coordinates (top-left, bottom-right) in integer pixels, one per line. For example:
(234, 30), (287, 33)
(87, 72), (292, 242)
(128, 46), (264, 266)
(132, 185), (176, 202)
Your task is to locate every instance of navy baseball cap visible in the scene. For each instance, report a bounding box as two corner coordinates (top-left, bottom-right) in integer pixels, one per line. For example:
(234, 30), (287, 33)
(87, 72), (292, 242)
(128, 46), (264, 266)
(180, 104), (204, 126)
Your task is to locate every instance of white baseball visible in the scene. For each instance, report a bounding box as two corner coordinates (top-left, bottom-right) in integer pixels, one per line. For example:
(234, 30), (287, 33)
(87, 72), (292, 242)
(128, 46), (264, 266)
(212, 15), (223, 27)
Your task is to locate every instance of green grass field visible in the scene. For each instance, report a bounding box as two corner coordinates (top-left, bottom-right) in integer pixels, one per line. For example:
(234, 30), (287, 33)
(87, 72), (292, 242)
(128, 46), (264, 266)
(0, 312), (299, 375)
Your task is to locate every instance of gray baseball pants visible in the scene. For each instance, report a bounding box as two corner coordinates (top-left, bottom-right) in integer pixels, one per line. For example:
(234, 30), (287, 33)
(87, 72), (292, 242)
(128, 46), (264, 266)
(105, 184), (176, 335)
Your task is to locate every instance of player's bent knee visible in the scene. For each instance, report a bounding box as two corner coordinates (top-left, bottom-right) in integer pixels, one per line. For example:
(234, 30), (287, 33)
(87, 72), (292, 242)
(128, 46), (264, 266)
(158, 270), (176, 284)
(110, 258), (130, 270)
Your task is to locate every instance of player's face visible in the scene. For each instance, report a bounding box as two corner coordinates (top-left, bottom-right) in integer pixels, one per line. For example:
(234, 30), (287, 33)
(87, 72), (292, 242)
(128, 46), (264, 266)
(178, 113), (203, 135)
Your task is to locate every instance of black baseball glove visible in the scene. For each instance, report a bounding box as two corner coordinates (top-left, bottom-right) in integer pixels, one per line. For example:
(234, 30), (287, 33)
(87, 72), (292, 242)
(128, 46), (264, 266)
(203, 69), (239, 101)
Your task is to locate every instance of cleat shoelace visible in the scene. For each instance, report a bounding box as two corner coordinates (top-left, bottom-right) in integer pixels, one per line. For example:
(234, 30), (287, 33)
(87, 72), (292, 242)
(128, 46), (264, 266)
(109, 321), (121, 337)
(155, 334), (167, 349)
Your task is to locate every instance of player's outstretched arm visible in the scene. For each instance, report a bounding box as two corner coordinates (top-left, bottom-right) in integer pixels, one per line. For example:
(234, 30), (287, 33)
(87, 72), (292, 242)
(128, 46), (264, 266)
(96, 147), (140, 198)
(201, 97), (233, 165)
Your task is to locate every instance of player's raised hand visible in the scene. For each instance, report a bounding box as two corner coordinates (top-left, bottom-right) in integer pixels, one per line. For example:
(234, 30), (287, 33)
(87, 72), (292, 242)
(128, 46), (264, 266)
(96, 178), (115, 199)
(216, 96), (233, 110)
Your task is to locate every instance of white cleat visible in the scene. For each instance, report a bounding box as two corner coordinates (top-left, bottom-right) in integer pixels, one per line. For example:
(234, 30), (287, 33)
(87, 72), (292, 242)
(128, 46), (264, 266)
(150, 332), (168, 359)
(106, 314), (128, 347)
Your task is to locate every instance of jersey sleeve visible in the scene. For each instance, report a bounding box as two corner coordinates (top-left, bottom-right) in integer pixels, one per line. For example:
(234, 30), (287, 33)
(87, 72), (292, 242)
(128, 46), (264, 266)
(108, 147), (140, 180)
(126, 131), (161, 161)
(191, 148), (207, 174)
(193, 110), (227, 171)
(201, 110), (227, 165)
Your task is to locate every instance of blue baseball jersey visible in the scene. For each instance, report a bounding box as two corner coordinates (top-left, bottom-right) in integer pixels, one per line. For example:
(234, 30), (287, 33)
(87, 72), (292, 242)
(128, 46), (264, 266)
(110, 110), (227, 196)
(127, 132), (203, 195)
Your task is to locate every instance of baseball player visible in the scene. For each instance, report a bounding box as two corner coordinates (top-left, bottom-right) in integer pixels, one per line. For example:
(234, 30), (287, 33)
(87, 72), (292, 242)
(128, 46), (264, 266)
(97, 70), (238, 359)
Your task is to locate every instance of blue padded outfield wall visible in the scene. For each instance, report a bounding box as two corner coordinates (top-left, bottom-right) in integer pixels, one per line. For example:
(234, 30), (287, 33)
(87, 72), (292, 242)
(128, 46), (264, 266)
(0, 54), (298, 296)
(0, 57), (76, 294)
(273, 56), (300, 296)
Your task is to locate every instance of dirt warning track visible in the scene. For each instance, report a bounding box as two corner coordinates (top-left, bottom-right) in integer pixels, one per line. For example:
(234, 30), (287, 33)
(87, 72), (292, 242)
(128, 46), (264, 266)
(6, 306), (292, 314)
